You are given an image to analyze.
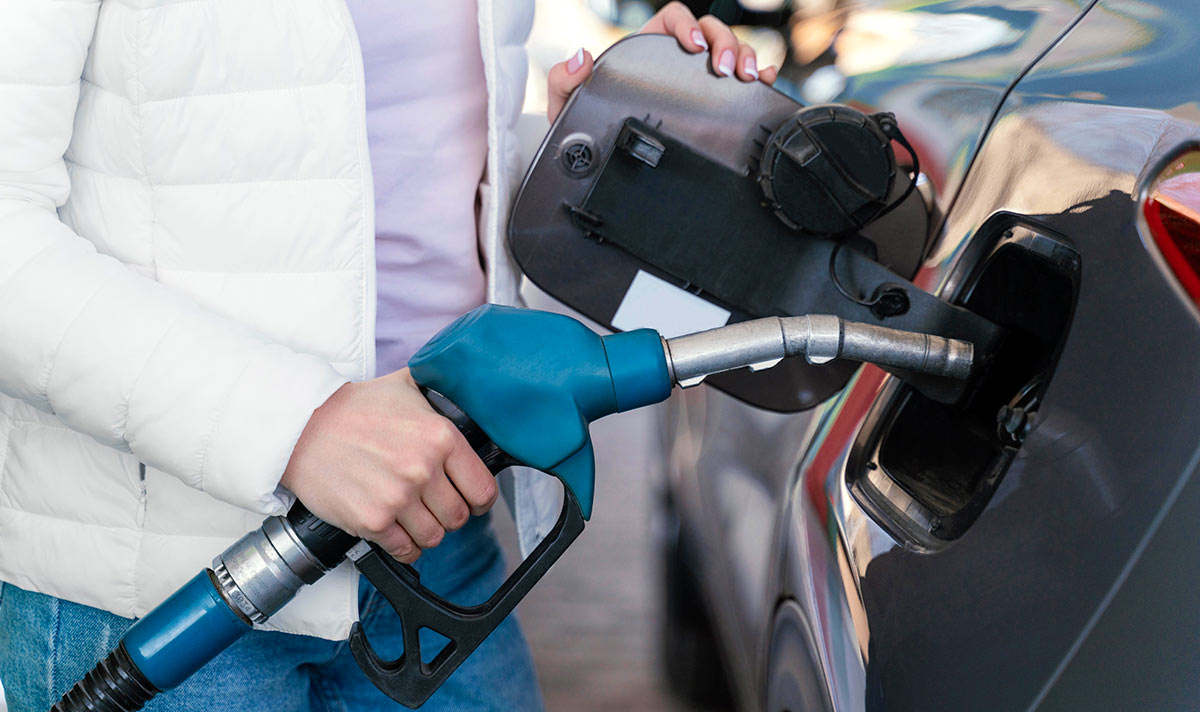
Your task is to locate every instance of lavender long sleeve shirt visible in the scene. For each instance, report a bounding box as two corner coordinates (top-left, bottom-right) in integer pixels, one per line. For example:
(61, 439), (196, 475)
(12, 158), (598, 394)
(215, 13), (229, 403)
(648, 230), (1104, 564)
(348, 0), (490, 374)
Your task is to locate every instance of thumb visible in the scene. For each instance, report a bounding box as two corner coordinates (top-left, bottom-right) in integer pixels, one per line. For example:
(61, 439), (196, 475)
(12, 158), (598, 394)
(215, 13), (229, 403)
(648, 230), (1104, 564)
(547, 48), (593, 124)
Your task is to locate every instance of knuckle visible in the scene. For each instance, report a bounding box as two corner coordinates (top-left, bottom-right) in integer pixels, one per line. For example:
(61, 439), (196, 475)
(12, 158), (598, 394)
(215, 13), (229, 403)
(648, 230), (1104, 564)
(392, 458), (432, 488)
(386, 534), (417, 561)
(449, 503), (470, 530)
(361, 511), (393, 537)
(471, 478), (499, 509)
(425, 417), (458, 450)
(383, 484), (414, 512)
(700, 17), (731, 38)
(386, 449), (414, 475)
(420, 527), (445, 550)
(408, 463), (437, 488)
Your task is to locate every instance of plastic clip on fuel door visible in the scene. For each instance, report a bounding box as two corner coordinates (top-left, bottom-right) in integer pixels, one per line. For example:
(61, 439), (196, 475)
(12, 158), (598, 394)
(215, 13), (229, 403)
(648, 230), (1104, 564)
(345, 304), (671, 708)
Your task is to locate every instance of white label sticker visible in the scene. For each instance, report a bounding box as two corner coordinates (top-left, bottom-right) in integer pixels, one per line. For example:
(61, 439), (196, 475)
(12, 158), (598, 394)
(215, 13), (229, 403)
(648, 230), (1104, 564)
(611, 271), (731, 338)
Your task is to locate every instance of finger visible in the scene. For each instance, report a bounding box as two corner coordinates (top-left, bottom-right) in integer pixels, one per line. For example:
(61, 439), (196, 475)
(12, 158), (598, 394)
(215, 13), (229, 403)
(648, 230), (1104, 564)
(375, 524), (420, 564)
(641, 2), (704, 53)
(735, 42), (759, 83)
(698, 16), (739, 77)
(397, 503), (446, 551)
(422, 474), (472, 532)
(759, 65), (779, 86)
(547, 48), (593, 124)
(443, 434), (498, 516)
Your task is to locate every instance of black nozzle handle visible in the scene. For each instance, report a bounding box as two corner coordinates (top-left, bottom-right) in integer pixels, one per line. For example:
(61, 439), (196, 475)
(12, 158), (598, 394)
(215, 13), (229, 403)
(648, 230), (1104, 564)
(348, 491), (584, 709)
(344, 388), (585, 708)
(285, 388), (583, 708)
(285, 502), (359, 571)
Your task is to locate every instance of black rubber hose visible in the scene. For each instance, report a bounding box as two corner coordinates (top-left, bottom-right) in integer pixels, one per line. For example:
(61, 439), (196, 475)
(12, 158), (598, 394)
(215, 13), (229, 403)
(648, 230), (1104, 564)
(51, 643), (158, 712)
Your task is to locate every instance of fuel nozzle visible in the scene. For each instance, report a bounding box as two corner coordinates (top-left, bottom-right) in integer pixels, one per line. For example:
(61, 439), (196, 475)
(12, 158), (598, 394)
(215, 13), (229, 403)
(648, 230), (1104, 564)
(663, 315), (974, 388)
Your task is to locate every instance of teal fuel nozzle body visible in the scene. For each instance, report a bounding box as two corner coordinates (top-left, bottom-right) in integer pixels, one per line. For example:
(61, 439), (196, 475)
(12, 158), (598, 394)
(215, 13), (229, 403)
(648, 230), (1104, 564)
(408, 304), (673, 518)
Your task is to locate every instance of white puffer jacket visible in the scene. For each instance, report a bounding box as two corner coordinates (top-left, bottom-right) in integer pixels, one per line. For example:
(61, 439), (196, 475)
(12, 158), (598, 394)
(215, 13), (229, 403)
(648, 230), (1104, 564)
(0, 0), (533, 640)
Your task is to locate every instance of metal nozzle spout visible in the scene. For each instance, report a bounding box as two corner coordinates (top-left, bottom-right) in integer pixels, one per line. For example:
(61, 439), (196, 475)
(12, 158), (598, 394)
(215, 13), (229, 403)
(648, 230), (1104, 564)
(663, 315), (974, 388)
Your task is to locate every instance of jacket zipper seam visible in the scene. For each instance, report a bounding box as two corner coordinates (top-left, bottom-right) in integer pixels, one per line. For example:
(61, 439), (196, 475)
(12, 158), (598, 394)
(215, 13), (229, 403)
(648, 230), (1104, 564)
(336, 0), (375, 383)
(137, 462), (147, 527)
(128, 4), (154, 612)
(0, 410), (11, 510)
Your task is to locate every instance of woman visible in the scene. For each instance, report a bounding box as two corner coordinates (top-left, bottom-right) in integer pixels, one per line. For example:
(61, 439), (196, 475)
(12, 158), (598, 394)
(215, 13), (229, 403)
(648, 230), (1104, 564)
(0, 1), (771, 709)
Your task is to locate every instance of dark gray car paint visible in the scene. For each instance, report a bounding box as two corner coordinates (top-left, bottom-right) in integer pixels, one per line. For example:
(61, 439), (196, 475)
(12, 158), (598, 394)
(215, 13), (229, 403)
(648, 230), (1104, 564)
(663, 0), (1200, 709)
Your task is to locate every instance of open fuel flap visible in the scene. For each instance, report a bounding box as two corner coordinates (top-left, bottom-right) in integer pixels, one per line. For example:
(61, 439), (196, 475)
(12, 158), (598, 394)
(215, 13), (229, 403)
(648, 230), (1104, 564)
(509, 35), (1005, 412)
(848, 220), (1081, 550)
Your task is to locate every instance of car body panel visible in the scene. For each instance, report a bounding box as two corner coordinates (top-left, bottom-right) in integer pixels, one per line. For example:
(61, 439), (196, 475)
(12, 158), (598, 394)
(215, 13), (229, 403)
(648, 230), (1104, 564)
(663, 385), (821, 704)
(797, 0), (1095, 215)
(665, 0), (1200, 709)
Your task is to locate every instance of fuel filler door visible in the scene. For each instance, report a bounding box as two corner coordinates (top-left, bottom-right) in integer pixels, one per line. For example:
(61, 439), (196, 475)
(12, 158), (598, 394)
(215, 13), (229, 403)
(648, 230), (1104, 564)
(509, 35), (1003, 412)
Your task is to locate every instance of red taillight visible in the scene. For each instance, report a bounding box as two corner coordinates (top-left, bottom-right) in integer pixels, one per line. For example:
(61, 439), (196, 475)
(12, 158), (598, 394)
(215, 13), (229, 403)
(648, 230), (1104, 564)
(1145, 150), (1200, 306)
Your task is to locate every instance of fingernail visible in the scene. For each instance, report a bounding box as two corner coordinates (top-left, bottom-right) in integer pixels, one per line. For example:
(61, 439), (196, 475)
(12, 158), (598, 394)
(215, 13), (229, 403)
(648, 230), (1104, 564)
(691, 30), (708, 50)
(567, 48), (584, 74)
(745, 56), (759, 80)
(718, 49), (735, 77)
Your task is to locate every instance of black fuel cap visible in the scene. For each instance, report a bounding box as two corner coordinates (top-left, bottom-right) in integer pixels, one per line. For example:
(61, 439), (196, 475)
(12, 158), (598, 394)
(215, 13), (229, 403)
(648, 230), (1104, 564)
(757, 105), (897, 237)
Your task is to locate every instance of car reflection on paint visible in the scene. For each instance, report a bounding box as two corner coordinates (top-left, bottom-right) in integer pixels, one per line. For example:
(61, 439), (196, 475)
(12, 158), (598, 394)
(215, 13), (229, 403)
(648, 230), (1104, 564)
(655, 2), (1200, 710)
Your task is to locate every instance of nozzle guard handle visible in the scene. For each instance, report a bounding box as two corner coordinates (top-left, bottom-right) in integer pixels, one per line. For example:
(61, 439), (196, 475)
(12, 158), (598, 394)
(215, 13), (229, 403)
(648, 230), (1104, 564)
(348, 493), (583, 708)
(344, 388), (585, 708)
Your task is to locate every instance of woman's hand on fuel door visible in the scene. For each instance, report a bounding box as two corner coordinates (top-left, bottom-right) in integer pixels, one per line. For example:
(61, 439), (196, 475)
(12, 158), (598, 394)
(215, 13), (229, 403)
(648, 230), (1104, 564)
(547, 1), (778, 123)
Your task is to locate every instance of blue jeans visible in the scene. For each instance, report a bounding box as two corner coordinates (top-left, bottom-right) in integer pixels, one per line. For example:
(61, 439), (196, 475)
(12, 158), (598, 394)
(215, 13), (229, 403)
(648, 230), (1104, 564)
(0, 515), (543, 712)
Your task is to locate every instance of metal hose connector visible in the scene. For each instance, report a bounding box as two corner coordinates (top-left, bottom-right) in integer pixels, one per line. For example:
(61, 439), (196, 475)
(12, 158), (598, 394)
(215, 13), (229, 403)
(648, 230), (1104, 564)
(51, 643), (158, 712)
